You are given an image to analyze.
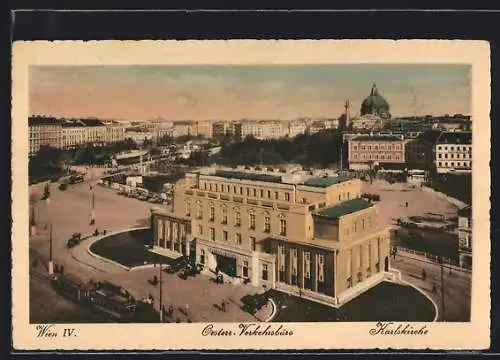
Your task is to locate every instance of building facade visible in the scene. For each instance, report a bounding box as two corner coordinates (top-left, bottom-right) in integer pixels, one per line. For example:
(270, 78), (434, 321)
(347, 135), (407, 170)
(151, 167), (391, 305)
(404, 130), (442, 170)
(435, 132), (472, 174)
(173, 121), (198, 138)
(28, 116), (63, 157)
(196, 121), (213, 138)
(458, 206), (472, 269)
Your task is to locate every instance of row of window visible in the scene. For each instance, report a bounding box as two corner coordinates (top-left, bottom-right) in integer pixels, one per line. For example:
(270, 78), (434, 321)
(352, 144), (402, 151)
(201, 182), (291, 202)
(352, 153), (401, 161)
(205, 227), (257, 249)
(438, 153), (471, 159)
(437, 161), (471, 168)
(188, 202), (287, 236)
(437, 145), (471, 151)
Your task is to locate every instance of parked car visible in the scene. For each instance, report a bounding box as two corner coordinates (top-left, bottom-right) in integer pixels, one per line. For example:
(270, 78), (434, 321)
(66, 233), (82, 248)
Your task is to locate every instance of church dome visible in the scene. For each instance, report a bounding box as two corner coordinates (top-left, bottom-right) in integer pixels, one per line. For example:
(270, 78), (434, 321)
(360, 83), (391, 119)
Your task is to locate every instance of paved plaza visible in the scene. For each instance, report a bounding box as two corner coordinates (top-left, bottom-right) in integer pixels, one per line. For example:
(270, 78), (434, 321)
(29, 175), (470, 323)
(29, 176), (269, 323)
(361, 180), (458, 229)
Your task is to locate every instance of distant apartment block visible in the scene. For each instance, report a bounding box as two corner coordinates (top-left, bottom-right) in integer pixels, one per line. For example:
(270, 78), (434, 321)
(151, 166), (391, 305)
(196, 121), (213, 138)
(435, 132), (472, 174)
(29, 116), (125, 156)
(29, 116), (63, 157)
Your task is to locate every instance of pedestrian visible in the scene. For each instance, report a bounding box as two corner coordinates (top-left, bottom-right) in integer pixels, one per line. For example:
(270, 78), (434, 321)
(422, 269), (426, 281)
(60, 265), (64, 275)
(405, 201), (409, 208)
(221, 300), (226, 312)
(431, 282), (437, 293)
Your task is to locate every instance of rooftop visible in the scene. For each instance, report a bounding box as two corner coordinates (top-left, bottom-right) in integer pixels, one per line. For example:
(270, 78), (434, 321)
(28, 116), (63, 126)
(352, 135), (403, 141)
(213, 170), (282, 183)
(415, 130), (442, 143)
(303, 176), (351, 188)
(437, 131), (472, 145)
(316, 198), (373, 219)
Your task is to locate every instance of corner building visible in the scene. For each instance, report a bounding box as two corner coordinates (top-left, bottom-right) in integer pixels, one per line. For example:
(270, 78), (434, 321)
(151, 167), (391, 305)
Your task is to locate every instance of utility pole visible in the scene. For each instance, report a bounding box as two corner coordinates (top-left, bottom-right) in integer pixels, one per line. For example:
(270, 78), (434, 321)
(30, 204), (37, 236)
(90, 186), (96, 225)
(48, 223), (54, 275)
(439, 256), (445, 321)
(159, 262), (163, 323)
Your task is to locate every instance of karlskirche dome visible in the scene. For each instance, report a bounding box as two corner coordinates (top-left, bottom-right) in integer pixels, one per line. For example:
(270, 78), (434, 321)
(360, 83), (391, 119)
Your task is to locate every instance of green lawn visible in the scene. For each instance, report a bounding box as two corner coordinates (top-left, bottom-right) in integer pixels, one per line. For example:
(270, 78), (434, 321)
(269, 281), (436, 322)
(90, 229), (174, 268)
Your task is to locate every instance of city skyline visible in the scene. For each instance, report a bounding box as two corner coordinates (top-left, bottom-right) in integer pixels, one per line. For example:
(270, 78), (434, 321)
(30, 64), (471, 121)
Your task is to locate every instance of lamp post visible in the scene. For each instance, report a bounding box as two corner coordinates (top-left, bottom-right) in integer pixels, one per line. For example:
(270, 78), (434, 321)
(90, 184), (95, 225)
(48, 223), (54, 275)
(439, 256), (446, 321)
(29, 204), (36, 236)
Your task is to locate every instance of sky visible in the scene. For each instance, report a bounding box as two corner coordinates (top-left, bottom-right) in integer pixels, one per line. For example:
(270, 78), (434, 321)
(29, 64), (471, 121)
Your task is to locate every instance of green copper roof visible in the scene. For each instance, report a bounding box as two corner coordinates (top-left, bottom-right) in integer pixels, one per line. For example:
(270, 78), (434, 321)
(303, 177), (351, 188)
(316, 198), (372, 219)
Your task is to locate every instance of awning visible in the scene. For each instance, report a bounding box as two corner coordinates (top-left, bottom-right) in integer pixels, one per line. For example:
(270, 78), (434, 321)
(209, 247), (237, 259)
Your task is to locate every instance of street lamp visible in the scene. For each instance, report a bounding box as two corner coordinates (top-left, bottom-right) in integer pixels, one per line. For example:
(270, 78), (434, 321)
(48, 223), (54, 275)
(90, 184), (96, 225)
(154, 261), (165, 323)
(438, 256), (446, 321)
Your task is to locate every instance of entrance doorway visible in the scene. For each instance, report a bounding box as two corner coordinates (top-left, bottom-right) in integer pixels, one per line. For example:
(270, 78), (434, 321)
(215, 254), (237, 277)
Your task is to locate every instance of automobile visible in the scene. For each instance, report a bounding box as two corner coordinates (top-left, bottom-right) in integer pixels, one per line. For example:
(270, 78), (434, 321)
(167, 259), (188, 274)
(69, 174), (85, 184)
(138, 195), (149, 201)
(117, 190), (127, 196)
(58, 183), (68, 191)
(66, 233), (82, 248)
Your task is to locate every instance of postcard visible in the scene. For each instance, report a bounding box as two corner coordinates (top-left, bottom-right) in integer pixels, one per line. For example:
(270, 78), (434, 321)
(12, 40), (490, 350)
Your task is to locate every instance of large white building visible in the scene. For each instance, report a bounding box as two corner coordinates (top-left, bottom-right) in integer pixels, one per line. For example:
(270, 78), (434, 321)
(29, 116), (126, 155)
(150, 166), (393, 306)
(435, 132), (472, 174)
(239, 120), (289, 140)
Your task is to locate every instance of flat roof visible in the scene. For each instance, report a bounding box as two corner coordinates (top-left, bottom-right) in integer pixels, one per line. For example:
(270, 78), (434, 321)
(316, 198), (372, 219)
(213, 170), (282, 183)
(352, 135), (403, 141)
(303, 177), (351, 188)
